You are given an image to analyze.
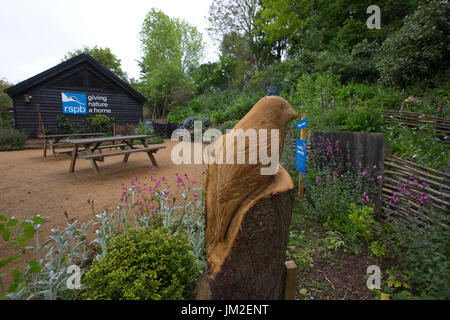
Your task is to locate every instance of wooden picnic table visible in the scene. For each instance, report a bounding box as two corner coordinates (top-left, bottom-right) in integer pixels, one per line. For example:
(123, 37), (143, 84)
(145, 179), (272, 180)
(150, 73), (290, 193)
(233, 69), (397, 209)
(64, 135), (166, 177)
(39, 133), (104, 158)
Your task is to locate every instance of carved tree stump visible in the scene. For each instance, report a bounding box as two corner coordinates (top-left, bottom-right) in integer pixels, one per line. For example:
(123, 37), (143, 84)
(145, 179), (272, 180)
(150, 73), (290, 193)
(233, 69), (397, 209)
(197, 96), (298, 300)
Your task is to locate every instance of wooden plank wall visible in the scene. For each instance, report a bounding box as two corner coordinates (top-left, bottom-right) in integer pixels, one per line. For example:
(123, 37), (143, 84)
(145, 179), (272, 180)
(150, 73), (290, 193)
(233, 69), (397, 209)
(12, 63), (143, 137)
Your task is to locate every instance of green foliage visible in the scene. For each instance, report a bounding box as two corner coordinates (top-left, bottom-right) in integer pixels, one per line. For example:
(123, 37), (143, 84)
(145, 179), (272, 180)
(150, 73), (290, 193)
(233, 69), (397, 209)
(84, 114), (114, 136)
(340, 107), (383, 132)
(0, 78), (13, 128)
(140, 8), (204, 75)
(192, 55), (237, 94)
(136, 121), (154, 136)
(388, 210), (450, 299)
(3, 171), (206, 300)
(56, 115), (77, 134)
(64, 46), (128, 81)
(345, 204), (376, 242)
(138, 8), (204, 119)
(0, 128), (28, 151)
(258, 0), (416, 54)
(384, 122), (448, 170)
(376, 0), (449, 87)
(83, 227), (199, 300)
(0, 215), (42, 299)
(167, 105), (195, 123)
(305, 167), (369, 224)
(219, 120), (239, 132)
(369, 240), (389, 258)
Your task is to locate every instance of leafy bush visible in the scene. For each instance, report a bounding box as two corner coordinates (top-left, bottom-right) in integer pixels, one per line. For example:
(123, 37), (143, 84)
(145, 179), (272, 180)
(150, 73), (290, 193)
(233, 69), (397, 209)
(136, 121), (154, 136)
(209, 90), (263, 124)
(384, 122), (448, 170)
(85, 114), (114, 135)
(376, 0), (449, 86)
(388, 210), (450, 299)
(344, 204), (376, 242)
(167, 105), (194, 123)
(305, 166), (369, 224)
(220, 120), (239, 132)
(0, 128), (28, 151)
(56, 115), (77, 134)
(340, 107), (383, 132)
(0, 214), (41, 299)
(82, 227), (199, 300)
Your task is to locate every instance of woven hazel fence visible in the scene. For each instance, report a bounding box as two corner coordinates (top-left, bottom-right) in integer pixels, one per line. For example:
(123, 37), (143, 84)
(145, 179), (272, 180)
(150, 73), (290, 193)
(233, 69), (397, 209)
(382, 109), (450, 144)
(381, 155), (450, 224)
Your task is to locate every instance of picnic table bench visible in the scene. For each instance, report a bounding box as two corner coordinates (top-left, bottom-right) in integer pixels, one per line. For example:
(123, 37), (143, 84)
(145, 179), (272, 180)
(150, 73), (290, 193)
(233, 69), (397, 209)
(39, 133), (104, 158)
(65, 135), (166, 177)
(54, 143), (128, 156)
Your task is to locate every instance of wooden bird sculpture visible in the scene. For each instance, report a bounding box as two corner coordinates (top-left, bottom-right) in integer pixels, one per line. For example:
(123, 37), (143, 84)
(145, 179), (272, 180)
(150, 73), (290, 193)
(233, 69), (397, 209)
(198, 96), (298, 299)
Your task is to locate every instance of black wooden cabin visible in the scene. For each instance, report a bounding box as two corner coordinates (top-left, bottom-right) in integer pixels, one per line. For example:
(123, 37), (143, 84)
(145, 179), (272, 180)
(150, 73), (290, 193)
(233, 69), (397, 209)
(4, 53), (146, 137)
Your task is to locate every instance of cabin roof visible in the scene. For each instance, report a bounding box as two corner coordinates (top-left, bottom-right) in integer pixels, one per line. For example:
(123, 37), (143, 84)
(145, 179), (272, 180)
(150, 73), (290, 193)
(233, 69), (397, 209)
(4, 52), (146, 103)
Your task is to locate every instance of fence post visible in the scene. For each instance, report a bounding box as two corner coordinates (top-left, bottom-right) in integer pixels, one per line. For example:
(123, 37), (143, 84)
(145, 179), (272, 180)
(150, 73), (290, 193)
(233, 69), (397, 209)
(284, 261), (298, 300)
(437, 102), (443, 118)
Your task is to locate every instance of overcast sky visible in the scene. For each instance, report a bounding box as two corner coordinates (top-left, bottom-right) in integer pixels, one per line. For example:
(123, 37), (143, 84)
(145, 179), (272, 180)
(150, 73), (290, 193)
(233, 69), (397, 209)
(0, 0), (218, 84)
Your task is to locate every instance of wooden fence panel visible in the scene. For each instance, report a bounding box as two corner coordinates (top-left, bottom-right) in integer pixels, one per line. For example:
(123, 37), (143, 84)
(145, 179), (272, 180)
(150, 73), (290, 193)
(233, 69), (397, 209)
(381, 155), (450, 224)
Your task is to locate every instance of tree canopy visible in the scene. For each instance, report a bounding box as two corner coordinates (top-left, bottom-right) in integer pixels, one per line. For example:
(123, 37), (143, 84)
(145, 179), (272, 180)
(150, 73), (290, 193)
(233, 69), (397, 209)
(0, 78), (13, 128)
(137, 8), (205, 119)
(64, 46), (128, 81)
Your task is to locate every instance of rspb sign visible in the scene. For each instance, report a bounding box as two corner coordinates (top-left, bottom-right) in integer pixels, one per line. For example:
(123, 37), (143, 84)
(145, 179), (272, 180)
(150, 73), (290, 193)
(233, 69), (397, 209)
(61, 92), (87, 114)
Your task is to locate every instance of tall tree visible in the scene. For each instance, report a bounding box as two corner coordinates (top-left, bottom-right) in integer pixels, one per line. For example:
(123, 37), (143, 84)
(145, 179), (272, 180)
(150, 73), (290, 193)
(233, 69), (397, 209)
(376, 0), (449, 87)
(64, 46), (128, 81)
(208, 0), (268, 72)
(138, 8), (204, 119)
(257, 0), (418, 54)
(0, 78), (13, 128)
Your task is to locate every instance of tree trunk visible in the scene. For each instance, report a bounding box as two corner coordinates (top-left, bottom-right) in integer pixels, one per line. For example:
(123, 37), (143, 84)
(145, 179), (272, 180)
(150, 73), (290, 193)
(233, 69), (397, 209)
(197, 96), (298, 300)
(197, 169), (295, 299)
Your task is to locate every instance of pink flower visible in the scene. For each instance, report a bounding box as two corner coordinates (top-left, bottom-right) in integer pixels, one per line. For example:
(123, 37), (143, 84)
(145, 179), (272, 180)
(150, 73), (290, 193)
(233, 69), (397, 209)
(377, 175), (382, 180)
(191, 180), (197, 184)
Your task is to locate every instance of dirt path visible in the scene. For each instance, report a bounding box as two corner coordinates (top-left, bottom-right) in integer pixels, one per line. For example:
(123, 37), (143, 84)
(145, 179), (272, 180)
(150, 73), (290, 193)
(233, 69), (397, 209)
(0, 139), (206, 270)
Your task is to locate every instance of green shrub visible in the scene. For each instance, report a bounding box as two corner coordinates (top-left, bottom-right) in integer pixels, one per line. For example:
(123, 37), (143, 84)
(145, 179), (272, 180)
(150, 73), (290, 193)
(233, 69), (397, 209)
(85, 114), (114, 135)
(56, 115), (77, 134)
(340, 107), (383, 132)
(376, 0), (449, 87)
(167, 106), (194, 123)
(220, 120), (239, 132)
(384, 122), (448, 170)
(83, 227), (199, 300)
(136, 121), (154, 136)
(0, 128), (28, 151)
(389, 210), (450, 299)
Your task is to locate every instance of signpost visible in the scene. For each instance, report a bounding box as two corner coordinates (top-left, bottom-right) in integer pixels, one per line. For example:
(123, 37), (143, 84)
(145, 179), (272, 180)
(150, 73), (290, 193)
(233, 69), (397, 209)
(296, 114), (307, 200)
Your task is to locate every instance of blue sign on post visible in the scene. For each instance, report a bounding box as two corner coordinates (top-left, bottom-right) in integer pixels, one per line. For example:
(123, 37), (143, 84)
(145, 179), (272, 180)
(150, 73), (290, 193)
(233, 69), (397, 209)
(296, 118), (308, 130)
(295, 139), (307, 174)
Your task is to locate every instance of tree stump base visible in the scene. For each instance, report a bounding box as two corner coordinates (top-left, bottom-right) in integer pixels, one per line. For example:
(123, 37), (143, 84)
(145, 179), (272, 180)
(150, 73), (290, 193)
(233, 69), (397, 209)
(197, 167), (295, 300)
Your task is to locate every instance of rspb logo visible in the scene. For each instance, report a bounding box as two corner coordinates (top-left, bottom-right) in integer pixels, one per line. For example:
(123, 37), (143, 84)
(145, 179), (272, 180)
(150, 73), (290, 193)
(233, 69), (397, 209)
(61, 92), (87, 114)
